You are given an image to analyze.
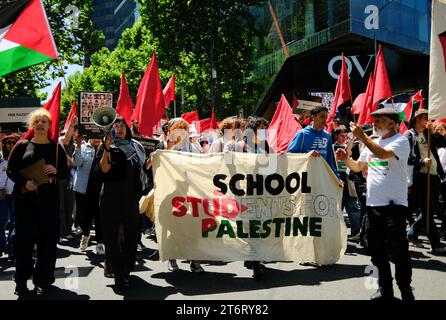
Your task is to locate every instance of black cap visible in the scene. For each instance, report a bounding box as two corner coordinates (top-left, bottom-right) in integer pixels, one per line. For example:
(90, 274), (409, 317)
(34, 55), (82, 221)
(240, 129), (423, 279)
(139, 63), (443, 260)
(371, 108), (400, 122)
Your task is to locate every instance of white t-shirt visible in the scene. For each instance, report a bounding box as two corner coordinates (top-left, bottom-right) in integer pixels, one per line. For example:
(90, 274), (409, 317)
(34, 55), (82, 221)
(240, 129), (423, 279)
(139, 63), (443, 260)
(437, 147), (446, 173)
(358, 133), (410, 207)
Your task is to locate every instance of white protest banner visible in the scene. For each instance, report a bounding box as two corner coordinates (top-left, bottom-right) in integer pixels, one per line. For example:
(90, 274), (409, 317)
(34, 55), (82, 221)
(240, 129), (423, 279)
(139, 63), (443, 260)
(153, 150), (347, 265)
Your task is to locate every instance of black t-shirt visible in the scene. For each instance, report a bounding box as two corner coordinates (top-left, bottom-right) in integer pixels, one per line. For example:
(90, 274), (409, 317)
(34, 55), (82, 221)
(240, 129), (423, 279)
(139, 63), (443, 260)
(7, 140), (68, 192)
(96, 144), (141, 195)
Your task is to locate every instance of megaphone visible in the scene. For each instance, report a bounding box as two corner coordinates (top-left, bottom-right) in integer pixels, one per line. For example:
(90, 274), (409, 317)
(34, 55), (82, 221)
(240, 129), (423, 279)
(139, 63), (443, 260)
(92, 107), (117, 134)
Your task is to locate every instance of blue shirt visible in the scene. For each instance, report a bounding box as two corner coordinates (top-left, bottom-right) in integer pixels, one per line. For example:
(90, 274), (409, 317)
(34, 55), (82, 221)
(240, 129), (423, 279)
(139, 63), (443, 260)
(72, 142), (97, 194)
(287, 126), (340, 178)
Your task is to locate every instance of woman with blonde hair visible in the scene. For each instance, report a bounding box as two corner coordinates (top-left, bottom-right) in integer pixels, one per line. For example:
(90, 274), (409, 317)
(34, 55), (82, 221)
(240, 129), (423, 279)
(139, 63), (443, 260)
(7, 108), (68, 296)
(149, 118), (205, 273)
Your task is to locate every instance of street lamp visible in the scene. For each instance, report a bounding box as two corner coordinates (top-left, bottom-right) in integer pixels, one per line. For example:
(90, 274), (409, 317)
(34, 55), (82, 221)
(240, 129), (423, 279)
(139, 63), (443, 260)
(374, 0), (394, 57)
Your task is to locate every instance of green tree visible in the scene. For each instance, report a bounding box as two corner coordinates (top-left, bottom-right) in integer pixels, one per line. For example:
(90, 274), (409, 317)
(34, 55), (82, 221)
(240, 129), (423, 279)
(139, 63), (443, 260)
(139, 0), (264, 119)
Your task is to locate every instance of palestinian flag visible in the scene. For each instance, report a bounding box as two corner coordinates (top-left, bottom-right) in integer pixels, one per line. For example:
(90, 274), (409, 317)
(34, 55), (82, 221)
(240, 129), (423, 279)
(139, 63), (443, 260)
(0, 0), (58, 77)
(382, 91), (424, 122)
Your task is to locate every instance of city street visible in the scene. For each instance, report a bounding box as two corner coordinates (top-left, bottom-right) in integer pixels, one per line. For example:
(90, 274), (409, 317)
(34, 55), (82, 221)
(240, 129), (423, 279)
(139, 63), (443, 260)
(1, 227), (445, 300)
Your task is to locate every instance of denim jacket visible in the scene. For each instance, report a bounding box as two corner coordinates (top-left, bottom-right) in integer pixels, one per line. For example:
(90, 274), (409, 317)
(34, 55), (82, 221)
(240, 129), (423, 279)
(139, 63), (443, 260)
(72, 142), (96, 194)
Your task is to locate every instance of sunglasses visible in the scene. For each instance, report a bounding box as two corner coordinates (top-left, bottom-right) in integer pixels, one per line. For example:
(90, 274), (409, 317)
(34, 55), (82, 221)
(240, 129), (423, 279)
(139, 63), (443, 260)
(5, 140), (16, 145)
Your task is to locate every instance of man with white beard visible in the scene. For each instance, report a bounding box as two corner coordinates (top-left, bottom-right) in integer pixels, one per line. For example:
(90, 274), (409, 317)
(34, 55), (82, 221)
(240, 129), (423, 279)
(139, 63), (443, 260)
(336, 108), (414, 300)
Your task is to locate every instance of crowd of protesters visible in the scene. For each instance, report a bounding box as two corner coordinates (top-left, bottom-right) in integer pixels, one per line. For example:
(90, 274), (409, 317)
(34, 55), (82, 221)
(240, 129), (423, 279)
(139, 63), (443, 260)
(0, 103), (445, 300)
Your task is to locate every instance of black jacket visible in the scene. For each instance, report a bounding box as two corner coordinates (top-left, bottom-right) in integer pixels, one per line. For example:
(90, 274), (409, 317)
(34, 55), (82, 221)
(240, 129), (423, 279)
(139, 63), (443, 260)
(404, 128), (446, 180)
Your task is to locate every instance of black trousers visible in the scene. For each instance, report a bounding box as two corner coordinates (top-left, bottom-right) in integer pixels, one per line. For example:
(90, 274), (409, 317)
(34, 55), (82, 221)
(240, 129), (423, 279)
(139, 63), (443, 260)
(100, 192), (139, 280)
(366, 205), (412, 290)
(411, 173), (442, 248)
(76, 191), (103, 242)
(14, 184), (59, 286)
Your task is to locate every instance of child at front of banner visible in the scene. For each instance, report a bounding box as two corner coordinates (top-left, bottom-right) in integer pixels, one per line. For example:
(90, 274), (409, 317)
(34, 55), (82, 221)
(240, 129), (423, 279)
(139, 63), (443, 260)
(97, 116), (149, 290)
(241, 116), (272, 280)
(164, 118), (205, 273)
(336, 108), (414, 300)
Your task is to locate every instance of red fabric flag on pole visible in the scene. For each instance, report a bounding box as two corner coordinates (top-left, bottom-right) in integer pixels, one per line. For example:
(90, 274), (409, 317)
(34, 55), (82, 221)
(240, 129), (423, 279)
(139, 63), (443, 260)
(351, 93), (366, 115)
(133, 53), (166, 138)
(371, 45), (392, 117)
(292, 95), (299, 112)
(357, 72), (375, 125)
(400, 121), (409, 134)
(413, 90), (424, 110)
(63, 100), (77, 132)
(328, 53), (352, 124)
(23, 82), (61, 141)
(267, 95), (303, 153)
(116, 71), (134, 127)
(163, 74), (175, 107)
(181, 111), (200, 124)
(210, 107), (218, 130)
(132, 59), (150, 122)
(197, 117), (211, 133)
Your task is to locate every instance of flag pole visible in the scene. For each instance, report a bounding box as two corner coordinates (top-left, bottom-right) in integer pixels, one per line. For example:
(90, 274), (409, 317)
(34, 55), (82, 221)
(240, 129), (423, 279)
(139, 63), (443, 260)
(426, 125), (431, 236)
(174, 100), (177, 118)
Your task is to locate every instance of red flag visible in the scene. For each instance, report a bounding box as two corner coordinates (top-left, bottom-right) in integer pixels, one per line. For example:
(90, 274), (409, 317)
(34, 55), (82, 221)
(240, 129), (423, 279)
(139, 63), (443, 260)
(400, 121), (408, 134)
(440, 32), (446, 73)
(163, 74), (175, 107)
(133, 53), (166, 137)
(181, 111), (200, 124)
(197, 117), (211, 133)
(371, 45), (392, 115)
(267, 95), (302, 153)
(210, 107), (218, 130)
(63, 100), (77, 132)
(116, 72), (134, 127)
(328, 53), (352, 124)
(132, 60), (150, 122)
(23, 82), (61, 142)
(357, 72), (375, 125)
(292, 95), (299, 112)
(351, 93), (366, 115)
(413, 90), (424, 110)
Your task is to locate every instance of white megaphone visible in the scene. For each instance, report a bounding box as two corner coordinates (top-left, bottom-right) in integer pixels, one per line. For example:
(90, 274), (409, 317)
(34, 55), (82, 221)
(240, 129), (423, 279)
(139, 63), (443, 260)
(92, 107), (117, 136)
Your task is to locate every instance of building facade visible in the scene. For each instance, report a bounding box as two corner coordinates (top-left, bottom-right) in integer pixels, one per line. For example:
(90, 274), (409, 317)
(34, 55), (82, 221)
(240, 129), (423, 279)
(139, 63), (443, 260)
(252, 0), (431, 118)
(92, 0), (139, 50)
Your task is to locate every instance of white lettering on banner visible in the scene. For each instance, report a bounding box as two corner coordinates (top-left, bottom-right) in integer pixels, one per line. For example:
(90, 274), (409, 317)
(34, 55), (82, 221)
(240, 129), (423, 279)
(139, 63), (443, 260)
(328, 55), (374, 80)
(152, 151), (347, 264)
(0, 107), (39, 123)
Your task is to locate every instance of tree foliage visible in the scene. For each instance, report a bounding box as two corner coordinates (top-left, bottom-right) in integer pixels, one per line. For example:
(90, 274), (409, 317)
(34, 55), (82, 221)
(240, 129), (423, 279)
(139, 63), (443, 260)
(66, 0), (264, 120)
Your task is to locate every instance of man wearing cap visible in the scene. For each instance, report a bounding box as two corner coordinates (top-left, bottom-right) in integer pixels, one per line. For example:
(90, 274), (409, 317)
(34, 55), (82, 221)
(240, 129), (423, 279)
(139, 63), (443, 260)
(336, 108), (414, 300)
(404, 109), (446, 254)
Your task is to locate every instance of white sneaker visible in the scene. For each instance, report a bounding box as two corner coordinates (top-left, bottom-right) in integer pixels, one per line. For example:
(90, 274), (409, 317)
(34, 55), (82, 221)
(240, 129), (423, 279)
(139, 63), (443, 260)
(80, 235), (90, 251)
(96, 244), (105, 255)
(190, 261), (204, 273)
(350, 233), (361, 241)
(168, 259), (179, 271)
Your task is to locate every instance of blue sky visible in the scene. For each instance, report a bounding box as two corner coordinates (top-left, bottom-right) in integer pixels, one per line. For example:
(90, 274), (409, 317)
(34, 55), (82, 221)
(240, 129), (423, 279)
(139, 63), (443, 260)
(40, 64), (83, 103)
